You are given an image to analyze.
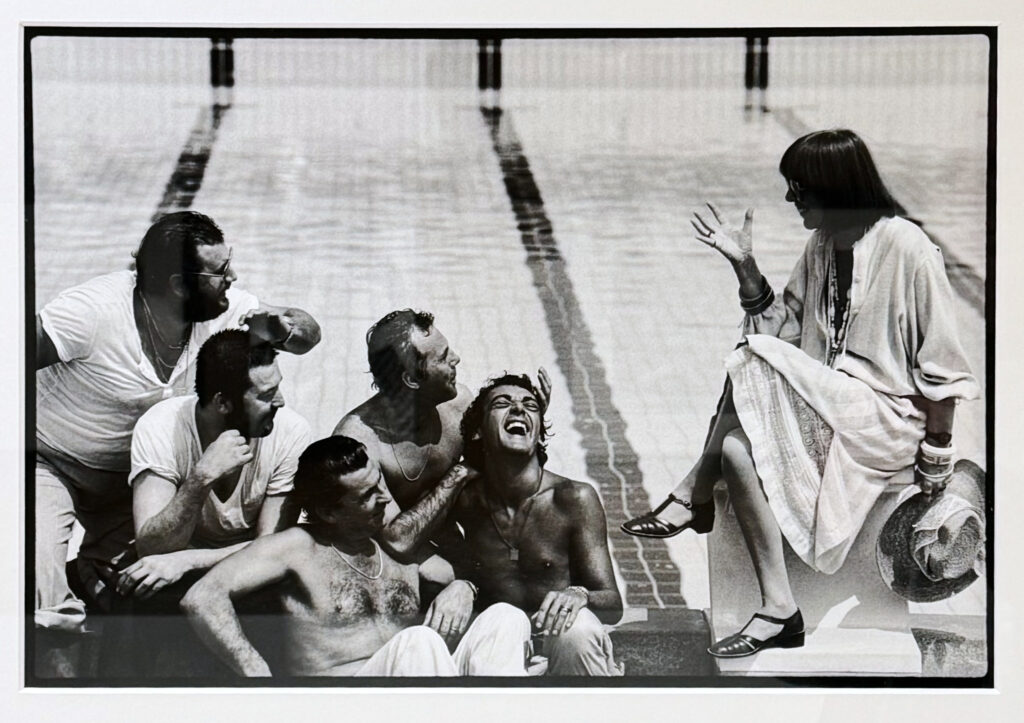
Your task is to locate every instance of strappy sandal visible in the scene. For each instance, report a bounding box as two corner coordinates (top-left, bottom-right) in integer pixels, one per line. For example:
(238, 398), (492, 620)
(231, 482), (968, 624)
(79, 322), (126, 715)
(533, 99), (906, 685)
(620, 494), (715, 538)
(707, 610), (805, 658)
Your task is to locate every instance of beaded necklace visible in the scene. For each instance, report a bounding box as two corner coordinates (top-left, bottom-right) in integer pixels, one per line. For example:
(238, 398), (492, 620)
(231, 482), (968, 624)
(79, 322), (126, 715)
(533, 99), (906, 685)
(826, 247), (852, 366)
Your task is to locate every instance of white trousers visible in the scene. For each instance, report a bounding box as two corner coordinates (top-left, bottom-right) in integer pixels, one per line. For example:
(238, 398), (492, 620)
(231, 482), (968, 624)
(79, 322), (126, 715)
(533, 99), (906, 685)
(355, 603), (531, 676)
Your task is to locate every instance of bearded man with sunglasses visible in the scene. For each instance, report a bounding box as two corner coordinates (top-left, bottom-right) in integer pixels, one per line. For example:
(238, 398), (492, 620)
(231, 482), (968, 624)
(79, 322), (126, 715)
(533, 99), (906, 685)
(33, 211), (320, 667)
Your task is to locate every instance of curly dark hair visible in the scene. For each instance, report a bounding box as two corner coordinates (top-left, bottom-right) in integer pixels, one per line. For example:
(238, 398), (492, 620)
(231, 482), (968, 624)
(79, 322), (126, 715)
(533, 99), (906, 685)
(365, 309), (435, 397)
(460, 373), (551, 471)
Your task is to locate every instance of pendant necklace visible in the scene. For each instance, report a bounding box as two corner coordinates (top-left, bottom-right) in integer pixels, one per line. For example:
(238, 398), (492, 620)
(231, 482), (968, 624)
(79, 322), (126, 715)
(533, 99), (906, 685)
(331, 538), (383, 580)
(485, 487), (541, 562)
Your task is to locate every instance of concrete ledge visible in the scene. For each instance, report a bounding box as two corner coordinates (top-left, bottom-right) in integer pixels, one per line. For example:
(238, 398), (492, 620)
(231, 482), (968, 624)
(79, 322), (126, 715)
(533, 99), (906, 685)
(712, 626), (921, 676)
(610, 608), (716, 677)
(912, 614), (988, 678)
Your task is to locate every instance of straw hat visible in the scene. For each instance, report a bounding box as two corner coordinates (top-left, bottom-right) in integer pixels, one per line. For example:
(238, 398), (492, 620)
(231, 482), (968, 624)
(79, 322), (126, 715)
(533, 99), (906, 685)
(876, 459), (986, 603)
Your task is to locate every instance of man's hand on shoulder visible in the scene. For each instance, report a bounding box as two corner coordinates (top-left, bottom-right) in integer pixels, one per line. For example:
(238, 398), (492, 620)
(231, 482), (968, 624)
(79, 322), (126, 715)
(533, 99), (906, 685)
(424, 579), (476, 641)
(194, 430), (253, 485)
(440, 461), (479, 490)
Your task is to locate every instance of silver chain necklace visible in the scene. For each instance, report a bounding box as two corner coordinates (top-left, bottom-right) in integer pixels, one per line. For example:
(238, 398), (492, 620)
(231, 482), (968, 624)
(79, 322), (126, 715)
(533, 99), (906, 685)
(330, 538), (383, 580)
(137, 288), (189, 350)
(389, 440), (431, 482)
(136, 289), (189, 379)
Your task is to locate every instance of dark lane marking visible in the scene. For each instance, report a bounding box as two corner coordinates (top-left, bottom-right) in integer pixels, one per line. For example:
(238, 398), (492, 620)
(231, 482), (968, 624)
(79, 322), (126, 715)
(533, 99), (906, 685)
(482, 107), (687, 609)
(772, 106), (985, 315)
(151, 104), (229, 221)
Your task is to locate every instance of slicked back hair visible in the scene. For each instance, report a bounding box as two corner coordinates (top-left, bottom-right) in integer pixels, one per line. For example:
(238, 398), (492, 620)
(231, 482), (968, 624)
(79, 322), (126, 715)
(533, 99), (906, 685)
(194, 329), (277, 407)
(779, 129), (905, 234)
(134, 210), (225, 294)
(366, 309), (435, 397)
(461, 373), (550, 471)
(293, 436), (370, 531)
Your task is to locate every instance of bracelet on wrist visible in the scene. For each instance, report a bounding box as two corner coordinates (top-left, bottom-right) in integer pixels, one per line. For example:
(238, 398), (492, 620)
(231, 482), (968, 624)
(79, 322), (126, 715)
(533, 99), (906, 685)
(919, 440), (955, 467)
(461, 579), (479, 600)
(915, 464), (952, 483)
(566, 585), (589, 605)
(739, 275), (775, 316)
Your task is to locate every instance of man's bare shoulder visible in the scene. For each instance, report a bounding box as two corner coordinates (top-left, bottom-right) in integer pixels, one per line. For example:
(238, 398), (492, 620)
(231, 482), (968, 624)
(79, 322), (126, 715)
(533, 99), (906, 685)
(266, 525), (317, 551)
(240, 526), (319, 568)
(545, 474), (603, 512)
(332, 396), (385, 445)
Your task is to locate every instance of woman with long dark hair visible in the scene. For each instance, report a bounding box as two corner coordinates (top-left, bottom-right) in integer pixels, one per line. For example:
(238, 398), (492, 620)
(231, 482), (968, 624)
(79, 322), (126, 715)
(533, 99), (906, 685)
(621, 129), (979, 658)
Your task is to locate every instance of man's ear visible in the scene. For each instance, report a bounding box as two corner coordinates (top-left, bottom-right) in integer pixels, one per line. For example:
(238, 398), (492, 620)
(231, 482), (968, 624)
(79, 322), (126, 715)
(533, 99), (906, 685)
(315, 503), (338, 526)
(167, 273), (189, 300)
(401, 370), (420, 391)
(212, 391), (234, 415)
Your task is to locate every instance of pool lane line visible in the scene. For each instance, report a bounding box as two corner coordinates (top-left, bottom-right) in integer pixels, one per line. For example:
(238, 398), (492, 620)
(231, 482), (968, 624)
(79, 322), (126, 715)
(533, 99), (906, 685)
(772, 105), (985, 315)
(151, 103), (230, 222)
(482, 106), (687, 609)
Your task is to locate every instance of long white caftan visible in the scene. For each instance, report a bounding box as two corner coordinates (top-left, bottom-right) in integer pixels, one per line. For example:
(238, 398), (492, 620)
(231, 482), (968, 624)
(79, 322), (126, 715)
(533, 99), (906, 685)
(726, 216), (979, 573)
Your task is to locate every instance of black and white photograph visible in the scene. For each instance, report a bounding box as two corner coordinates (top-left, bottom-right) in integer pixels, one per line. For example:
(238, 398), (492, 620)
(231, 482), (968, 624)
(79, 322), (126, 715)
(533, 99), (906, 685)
(7, 1), (1022, 720)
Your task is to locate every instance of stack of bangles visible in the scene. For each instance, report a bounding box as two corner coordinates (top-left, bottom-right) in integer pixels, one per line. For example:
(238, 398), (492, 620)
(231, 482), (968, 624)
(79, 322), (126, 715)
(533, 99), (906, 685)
(916, 439), (956, 487)
(739, 275), (776, 316)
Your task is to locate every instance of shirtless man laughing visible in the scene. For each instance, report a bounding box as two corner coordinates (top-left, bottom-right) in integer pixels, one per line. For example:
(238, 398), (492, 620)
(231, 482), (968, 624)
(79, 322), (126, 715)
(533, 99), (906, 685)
(430, 373), (624, 676)
(182, 435), (532, 677)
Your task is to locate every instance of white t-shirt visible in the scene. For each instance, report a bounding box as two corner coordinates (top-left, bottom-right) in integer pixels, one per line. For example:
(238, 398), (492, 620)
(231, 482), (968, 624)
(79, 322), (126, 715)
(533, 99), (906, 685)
(129, 396), (312, 548)
(37, 270), (260, 472)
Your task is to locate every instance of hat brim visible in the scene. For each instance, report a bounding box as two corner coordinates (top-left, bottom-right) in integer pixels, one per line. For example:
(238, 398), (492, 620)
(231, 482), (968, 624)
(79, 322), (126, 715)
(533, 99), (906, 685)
(876, 460), (985, 603)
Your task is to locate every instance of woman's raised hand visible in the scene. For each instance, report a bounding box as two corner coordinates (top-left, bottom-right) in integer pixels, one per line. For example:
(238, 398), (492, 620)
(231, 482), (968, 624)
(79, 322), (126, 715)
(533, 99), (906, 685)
(691, 202), (754, 266)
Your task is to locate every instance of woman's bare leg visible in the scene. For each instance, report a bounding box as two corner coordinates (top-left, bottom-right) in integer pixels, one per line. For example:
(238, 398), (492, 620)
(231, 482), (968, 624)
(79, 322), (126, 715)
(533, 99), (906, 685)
(720, 427), (798, 639)
(654, 388), (741, 527)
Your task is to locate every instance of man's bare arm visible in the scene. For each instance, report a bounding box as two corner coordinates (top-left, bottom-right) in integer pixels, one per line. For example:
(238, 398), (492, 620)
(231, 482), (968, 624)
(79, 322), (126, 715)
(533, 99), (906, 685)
(134, 431), (253, 556)
(180, 528), (308, 676)
(257, 494), (300, 536)
(566, 483), (623, 622)
(378, 463), (476, 562)
(116, 542), (249, 599)
(133, 471), (210, 556)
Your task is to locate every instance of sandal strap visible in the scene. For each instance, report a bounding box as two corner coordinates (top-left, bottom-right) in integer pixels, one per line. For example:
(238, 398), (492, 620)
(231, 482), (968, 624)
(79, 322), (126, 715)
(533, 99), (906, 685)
(651, 493), (693, 514)
(751, 611), (795, 625)
(715, 633), (758, 655)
